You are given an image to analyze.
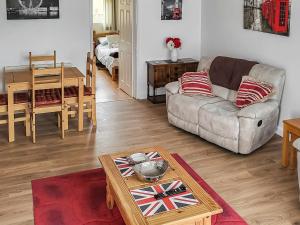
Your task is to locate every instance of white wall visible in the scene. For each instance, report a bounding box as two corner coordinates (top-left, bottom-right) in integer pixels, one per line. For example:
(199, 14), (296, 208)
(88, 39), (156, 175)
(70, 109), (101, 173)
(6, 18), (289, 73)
(135, 0), (202, 99)
(201, 0), (300, 135)
(0, 0), (92, 90)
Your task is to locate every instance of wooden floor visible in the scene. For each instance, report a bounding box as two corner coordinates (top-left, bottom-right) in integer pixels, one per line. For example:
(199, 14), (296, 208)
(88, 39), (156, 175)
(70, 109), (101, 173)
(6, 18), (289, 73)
(96, 69), (131, 103)
(0, 100), (299, 225)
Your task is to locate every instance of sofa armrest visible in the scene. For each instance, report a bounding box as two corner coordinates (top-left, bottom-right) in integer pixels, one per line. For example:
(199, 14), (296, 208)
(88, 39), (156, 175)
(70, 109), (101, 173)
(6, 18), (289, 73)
(237, 100), (279, 119)
(293, 139), (300, 151)
(165, 82), (179, 95)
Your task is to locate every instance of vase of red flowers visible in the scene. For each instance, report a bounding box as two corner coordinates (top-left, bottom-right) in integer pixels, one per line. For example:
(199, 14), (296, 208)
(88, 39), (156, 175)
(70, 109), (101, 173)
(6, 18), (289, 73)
(166, 37), (181, 62)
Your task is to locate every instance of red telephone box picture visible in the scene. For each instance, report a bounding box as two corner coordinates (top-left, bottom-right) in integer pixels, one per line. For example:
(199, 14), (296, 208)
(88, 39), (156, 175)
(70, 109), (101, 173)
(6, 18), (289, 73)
(261, 0), (290, 34)
(244, 0), (291, 36)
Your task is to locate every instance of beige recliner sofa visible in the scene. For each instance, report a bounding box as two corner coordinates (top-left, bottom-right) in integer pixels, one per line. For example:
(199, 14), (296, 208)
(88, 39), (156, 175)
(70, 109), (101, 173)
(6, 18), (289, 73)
(166, 56), (286, 154)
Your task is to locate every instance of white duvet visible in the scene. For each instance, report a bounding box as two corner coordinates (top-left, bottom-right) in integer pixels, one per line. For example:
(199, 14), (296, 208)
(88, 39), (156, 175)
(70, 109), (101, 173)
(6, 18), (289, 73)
(95, 44), (119, 74)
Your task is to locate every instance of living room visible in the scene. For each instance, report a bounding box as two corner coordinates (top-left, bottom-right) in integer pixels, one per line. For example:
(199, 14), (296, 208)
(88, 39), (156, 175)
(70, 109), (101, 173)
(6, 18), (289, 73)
(0, 0), (300, 225)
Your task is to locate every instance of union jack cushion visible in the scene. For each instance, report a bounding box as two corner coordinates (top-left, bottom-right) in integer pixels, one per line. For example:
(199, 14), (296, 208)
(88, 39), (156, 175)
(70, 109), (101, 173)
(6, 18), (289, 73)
(236, 76), (273, 108)
(114, 152), (162, 177)
(130, 180), (199, 217)
(179, 71), (214, 96)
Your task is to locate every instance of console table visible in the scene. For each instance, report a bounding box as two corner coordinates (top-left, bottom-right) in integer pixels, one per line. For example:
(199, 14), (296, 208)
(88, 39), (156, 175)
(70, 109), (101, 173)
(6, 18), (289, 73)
(146, 58), (199, 104)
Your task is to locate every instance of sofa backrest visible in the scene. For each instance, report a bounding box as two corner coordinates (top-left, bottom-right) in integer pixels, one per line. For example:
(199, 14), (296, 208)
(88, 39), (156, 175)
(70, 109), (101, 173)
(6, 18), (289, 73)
(209, 56), (258, 91)
(248, 64), (286, 103)
(197, 56), (286, 104)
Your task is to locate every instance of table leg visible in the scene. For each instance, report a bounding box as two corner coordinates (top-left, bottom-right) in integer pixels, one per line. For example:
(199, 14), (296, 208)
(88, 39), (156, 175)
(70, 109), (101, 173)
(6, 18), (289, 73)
(7, 86), (15, 143)
(91, 97), (96, 126)
(289, 134), (298, 170)
(195, 216), (211, 225)
(282, 124), (289, 167)
(106, 177), (114, 209)
(78, 78), (84, 131)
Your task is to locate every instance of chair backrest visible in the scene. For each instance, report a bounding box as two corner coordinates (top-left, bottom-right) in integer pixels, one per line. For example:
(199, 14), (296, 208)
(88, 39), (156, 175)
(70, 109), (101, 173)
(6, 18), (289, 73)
(86, 52), (96, 95)
(29, 51), (57, 69)
(31, 64), (64, 108)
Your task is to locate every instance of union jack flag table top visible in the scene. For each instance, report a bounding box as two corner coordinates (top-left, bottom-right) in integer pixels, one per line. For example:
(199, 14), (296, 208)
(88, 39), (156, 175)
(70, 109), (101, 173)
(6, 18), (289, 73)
(113, 152), (162, 177)
(130, 180), (200, 217)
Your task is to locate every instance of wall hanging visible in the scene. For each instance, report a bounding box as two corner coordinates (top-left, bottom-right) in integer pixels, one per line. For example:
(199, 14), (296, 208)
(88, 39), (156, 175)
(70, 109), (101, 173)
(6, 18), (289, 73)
(244, 0), (291, 36)
(7, 0), (60, 20)
(161, 0), (182, 20)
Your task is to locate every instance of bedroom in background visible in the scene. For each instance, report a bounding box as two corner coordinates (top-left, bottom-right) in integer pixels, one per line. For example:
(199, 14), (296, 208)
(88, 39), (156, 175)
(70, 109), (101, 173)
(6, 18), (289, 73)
(92, 0), (133, 103)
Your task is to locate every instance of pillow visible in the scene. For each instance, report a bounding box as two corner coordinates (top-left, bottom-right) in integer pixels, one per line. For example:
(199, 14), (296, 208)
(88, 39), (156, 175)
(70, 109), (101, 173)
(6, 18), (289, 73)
(235, 76), (273, 108)
(179, 72), (214, 96)
(107, 35), (120, 48)
(97, 37), (108, 46)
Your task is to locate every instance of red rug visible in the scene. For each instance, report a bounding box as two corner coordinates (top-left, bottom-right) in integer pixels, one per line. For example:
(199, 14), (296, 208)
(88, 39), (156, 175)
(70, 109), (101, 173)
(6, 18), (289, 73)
(32, 154), (248, 225)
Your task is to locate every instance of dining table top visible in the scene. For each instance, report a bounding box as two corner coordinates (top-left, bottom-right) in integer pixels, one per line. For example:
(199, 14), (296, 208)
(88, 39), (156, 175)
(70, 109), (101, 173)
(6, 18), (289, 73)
(4, 63), (85, 86)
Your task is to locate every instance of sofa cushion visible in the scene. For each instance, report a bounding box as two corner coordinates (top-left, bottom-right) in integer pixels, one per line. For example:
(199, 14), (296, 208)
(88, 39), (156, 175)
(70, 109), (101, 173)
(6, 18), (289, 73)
(179, 72), (213, 96)
(198, 101), (240, 140)
(236, 76), (273, 108)
(168, 94), (224, 124)
(209, 56), (258, 91)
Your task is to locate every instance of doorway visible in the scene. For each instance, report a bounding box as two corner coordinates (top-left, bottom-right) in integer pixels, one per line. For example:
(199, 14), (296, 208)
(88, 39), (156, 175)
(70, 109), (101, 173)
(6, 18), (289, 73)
(91, 0), (135, 102)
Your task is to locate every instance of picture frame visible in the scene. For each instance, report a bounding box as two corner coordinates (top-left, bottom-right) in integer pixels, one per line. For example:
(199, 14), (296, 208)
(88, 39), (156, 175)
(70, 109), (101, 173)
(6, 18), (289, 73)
(161, 0), (182, 20)
(244, 0), (291, 36)
(6, 0), (60, 20)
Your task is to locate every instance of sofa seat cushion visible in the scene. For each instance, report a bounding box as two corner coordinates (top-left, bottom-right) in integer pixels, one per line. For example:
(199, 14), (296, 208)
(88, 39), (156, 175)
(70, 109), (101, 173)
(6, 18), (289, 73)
(168, 94), (224, 124)
(198, 101), (240, 140)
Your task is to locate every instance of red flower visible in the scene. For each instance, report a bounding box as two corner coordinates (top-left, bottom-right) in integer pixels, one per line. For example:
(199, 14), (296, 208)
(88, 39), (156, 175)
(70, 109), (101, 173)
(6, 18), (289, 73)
(165, 37), (182, 48)
(173, 38), (181, 48)
(166, 37), (173, 44)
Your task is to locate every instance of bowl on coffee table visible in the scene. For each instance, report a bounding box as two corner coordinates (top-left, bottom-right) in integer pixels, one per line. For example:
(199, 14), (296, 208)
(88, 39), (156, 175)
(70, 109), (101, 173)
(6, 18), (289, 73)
(133, 160), (169, 182)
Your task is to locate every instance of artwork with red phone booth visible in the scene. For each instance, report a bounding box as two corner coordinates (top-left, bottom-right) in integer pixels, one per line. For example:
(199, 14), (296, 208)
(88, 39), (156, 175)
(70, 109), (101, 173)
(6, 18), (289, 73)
(244, 0), (291, 36)
(161, 0), (182, 20)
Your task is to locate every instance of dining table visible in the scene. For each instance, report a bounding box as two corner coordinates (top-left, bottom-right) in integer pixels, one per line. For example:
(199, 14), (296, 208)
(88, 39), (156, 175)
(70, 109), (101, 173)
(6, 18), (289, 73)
(4, 63), (85, 142)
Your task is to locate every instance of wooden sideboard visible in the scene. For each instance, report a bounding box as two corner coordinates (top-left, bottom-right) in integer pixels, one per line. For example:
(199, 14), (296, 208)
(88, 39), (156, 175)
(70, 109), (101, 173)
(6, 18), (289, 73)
(146, 58), (199, 103)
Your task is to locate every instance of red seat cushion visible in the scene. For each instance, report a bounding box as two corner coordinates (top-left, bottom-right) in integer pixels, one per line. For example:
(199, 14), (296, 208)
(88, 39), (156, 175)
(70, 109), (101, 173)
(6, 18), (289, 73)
(0, 93), (29, 106)
(14, 92), (30, 104)
(35, 89), (62, 107)
(235, 76), (273, 108)
(179, 72), (214, 96)
(84, 86), (93, 96)
(0, 94), (6, 106)
(64, 86), (78, 98)
(64, 86), (93, 98)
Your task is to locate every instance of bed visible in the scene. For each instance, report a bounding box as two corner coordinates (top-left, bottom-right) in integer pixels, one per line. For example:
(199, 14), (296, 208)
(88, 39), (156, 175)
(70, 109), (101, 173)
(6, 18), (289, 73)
(93, 31), (119, 81)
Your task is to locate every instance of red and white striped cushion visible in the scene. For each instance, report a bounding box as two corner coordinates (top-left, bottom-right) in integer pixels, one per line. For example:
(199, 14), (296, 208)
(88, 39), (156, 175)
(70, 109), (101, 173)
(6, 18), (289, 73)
(236, 76), (273, 108)
(179, 72), (213, 96)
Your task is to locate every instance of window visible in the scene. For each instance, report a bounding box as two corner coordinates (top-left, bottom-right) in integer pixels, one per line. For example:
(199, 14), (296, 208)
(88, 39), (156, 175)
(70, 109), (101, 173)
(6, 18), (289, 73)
(93, 0), (105, 24)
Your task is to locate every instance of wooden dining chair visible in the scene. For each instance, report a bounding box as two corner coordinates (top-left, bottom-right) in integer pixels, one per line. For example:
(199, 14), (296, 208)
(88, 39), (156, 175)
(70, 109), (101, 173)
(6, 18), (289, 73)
(29, 51), (57, 69)
(63, 52), (96, 129)
(31, 64), (67, 143)
(0, 92), (30, 141)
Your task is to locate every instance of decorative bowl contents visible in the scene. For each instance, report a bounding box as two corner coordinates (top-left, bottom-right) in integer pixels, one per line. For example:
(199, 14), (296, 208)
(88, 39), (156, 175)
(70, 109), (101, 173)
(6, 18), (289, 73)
(127, 153), (149, 165)
(133, 160), (169, 182)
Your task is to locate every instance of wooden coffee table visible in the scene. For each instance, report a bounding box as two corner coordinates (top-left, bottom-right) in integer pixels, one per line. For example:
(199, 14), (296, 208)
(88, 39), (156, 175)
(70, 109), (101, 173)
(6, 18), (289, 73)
(98, 146), (222, 225)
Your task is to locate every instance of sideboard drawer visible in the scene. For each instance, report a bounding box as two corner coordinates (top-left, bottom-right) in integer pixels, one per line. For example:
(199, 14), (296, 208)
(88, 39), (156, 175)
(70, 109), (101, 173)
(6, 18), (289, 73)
(169, 64), (185, 81)
(185, 62), (199, 72)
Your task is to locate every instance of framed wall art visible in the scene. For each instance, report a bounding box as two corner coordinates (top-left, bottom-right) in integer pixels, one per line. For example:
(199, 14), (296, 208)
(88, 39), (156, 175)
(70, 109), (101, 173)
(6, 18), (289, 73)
(161, 0), (182, 20)
(244, 0), (291, 36)
(7, 0), (60, 20)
